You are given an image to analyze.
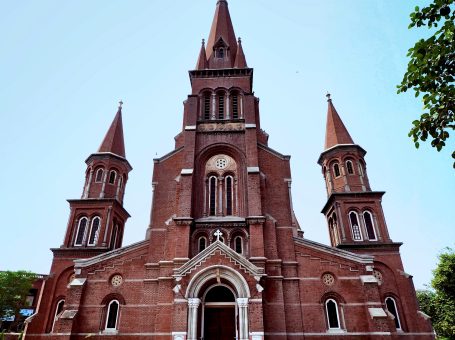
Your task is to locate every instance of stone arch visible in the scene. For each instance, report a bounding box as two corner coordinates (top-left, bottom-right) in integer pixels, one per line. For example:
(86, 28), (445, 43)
(185, 265), (251, 340)
(185, 265), (250, 299)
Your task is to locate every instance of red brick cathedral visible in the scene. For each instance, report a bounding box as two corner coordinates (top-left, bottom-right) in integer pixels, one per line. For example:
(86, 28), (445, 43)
(27, 1), (434, 339)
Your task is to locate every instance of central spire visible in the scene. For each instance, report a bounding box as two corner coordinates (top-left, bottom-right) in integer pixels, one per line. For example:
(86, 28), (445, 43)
(206, 0), (238, 68)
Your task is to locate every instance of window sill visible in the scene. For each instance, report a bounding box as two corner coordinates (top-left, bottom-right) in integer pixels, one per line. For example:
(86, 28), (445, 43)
(327, 328), (346, 334)
(102, 329), (118, 335)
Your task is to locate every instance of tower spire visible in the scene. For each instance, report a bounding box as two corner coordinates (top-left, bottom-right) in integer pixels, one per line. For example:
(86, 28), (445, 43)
(196, 39), (208, 70)
(206, 0), (237, 66)
(324, 95), (354, 150)
(98, 101), (126, 158)
(234, 37), (247, 68)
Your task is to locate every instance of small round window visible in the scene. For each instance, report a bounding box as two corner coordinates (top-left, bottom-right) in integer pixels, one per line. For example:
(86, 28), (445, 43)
(322, 273), (335, 286)
(111, 274), (123, 287)
(215, 158), (227, 169)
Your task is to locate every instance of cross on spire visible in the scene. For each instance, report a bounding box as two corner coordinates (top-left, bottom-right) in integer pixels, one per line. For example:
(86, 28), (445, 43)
(214, 229), (223, 241)
(118, 100), (123, 109)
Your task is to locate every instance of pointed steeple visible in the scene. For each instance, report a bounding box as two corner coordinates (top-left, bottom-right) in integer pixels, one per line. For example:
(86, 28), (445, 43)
(324, 94), (354, 150)
(206, 0), (237, 63)
(98, 101), (126, 158)
(196, 39), (208, 70)
(234, 37), (247, 68)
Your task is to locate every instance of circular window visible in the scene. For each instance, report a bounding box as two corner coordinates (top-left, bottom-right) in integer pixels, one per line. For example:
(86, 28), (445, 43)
(111, 274), (123, 287)
(322, 273), (335, 286)
(373, 270), (383, 285)
(215, 158), (228, 169)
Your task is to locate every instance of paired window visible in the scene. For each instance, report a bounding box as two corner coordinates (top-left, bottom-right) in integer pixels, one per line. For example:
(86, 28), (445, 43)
(105, 300), (120, 330)
(325, 299), (341, 330)
(95, 168), (104, 183)
(201, 91), (242, 120)
(207, 174), (236, 216)
(348, 210), (378, 241)
(87, 217), (101, 246)
(385, 297), (401, 330)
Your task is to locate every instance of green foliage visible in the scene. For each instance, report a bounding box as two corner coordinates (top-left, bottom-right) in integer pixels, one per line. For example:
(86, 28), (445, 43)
(398, 0), (455, 168)
(0, 271), (35, 324)
(417, 248), (455, 339)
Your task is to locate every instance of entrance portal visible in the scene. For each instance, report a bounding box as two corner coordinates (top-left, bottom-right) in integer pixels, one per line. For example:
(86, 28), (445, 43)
(202, 285), (236, 340)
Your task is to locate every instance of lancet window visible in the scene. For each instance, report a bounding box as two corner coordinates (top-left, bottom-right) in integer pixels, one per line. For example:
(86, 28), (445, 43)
(325, 299), (341, 329)
(363, 211), (377, 241)
(333, 163), (341, 178)
(385, 297), (401, 330)
(348, 211), (363, 241)
(109, 170), (117, 184)
(95, 168), (104, 183)
(74, 217), (88, 246)
(346, 160), (354, 175)
(87, 216), (101, 246)
(105, 300), (120, 330)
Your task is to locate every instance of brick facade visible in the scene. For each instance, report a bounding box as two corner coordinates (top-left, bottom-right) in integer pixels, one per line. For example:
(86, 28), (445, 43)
(25, 1), (434, 339)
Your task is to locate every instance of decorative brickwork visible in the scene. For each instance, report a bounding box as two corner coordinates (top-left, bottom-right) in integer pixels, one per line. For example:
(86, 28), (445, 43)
(26, 1), (434, 339)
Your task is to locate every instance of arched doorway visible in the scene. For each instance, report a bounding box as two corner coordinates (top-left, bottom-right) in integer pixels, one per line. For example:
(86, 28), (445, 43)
(186, 266), (250, 340)
(202, 285), (236, 340)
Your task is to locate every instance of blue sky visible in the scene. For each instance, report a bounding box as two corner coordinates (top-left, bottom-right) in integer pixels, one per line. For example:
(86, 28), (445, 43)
(1, 0), (453, 289)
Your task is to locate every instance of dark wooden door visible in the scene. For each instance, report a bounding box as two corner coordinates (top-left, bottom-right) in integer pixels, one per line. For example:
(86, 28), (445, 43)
(204, 306), (235, 340)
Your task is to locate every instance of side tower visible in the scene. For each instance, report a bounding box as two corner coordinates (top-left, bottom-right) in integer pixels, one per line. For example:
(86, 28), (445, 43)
(27, 103), (131, 334)
(318, 95), (431, 335)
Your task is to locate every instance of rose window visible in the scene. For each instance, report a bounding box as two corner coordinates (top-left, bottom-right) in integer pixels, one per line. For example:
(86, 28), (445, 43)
(215, 158), (227, 169)
(111, 274), (123, 287)
(322, 273), (335, 286)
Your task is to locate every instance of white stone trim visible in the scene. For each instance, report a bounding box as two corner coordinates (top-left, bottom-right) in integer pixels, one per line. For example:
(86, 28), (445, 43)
(368, 308), (388, 318)
(245, 124), (256, 128)
(181, 169), (193, 175)
(360, 275), (378, 284)
(185, 125), (197, 131)
(247, 166), (260, 173)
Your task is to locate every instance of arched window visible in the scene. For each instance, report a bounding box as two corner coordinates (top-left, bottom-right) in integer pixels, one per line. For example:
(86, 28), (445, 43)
(110, 224), (119, 249)
(198, 237), (207, 252)
(329, 215), (340, 246)
(218, 93), (225, 119)
(74, 217), (88, 246)
(349, 211), (363, 241)
(385, 297), (401, 330)
(358, 162), (364, 177)
(109, 170), (117, 184)
(325, 299), (341, 329)
(363, 211), (377, 241)
(333, 163), (341, 178)
(209, 176), (217, 216)
(118, 176), (123, 189)
(204, 93), (211, 120)
(95, 168), (104, 183)
(225, 175), (233, 215)
(51, 299), (65, 332)
(346, 160), (354, 175)
(234, 236), (243, 254)
(105, 300), (120, 330)
(87, 217), (101, 246)
(231, 93), (239, 119)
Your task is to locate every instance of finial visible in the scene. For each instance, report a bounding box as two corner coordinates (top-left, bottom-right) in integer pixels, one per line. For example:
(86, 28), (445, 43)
(326, 92), (331, 101)
(202, 38), (205, 46)
(118, 100), (123, 109)
(238, 37), (242, 44)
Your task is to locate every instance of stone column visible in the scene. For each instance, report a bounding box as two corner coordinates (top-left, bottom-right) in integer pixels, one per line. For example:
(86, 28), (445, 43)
(187, 298), (200, 340)
(226, 94), (230, 119)
(211, 93), (216, 119)
(100, 171), (108, 198)
(237, 298), (249, 340)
